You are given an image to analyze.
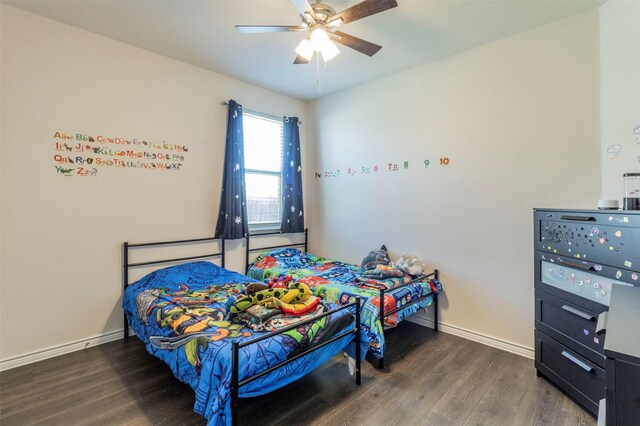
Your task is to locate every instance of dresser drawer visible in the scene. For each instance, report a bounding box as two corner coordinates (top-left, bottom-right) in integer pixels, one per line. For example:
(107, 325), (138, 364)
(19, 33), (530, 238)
(535, 330), (604, 415)
(533, 210), (640, 272)
(535, 289), (605, 366)
(534, 251), (637, 311)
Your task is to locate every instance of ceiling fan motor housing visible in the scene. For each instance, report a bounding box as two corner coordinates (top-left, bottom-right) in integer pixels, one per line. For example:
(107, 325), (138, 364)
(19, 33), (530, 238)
(311, 2), (336, 23)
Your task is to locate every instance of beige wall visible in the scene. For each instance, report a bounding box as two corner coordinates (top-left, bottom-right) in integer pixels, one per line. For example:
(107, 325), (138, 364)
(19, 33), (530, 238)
(3, 3), (630, 366)
(307, 10), (601, 351)
(0, 5), (307, 363)
(599, 0), (640, 202)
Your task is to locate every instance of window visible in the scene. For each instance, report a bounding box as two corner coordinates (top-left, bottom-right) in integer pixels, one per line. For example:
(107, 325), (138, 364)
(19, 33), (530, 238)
(243, 111), (283, 230)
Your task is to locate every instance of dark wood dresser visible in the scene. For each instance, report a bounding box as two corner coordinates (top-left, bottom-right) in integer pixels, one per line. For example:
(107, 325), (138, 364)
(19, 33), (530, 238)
(533, 209), (640, 416)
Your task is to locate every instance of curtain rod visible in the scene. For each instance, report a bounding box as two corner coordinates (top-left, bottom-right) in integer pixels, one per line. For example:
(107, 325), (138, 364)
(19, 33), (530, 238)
(221, 101), (302, 124)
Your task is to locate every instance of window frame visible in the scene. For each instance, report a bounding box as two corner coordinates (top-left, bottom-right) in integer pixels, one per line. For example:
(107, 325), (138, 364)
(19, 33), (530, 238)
(242, 109), (284, 232)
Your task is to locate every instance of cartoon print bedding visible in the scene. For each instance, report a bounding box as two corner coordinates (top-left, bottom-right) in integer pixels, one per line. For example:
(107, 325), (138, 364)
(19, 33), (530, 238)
(247, 248), (443, 359)
(123, 261), (364, 425)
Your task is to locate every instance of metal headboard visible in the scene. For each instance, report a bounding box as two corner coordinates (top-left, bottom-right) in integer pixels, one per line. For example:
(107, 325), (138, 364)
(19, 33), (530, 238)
(122, 237), (225, 338)
(244, 228), (308, 273)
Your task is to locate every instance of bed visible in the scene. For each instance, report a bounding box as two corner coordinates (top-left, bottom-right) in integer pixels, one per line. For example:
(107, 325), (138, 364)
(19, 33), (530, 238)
(122, 237), (365, 425)
(244, 230), (442, 369)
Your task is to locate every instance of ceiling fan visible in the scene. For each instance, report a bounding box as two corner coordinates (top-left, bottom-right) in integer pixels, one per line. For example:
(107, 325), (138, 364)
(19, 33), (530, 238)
(235, 0), (398, 64)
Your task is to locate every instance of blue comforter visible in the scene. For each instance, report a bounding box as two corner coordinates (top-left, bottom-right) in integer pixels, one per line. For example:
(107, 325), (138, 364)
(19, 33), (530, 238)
(123, 261), (362, 425)
(247, 248), (443, 359)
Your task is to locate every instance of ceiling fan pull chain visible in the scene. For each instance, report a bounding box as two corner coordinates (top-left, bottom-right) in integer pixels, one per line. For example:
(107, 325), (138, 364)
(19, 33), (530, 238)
(316, 54), (320, 87)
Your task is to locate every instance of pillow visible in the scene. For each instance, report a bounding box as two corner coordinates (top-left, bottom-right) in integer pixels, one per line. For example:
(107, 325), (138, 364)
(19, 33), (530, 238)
(361, 245), (391, 270)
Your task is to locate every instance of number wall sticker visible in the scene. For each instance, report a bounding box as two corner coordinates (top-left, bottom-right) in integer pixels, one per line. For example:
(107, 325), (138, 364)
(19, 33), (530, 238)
(319, 169), (340, 178)
(315, 156), (451, 181)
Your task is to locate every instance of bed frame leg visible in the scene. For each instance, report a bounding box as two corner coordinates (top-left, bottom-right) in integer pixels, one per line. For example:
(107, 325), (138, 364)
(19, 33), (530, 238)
(433, 292), (439, 332)
(378, 288), (385, 370)
(245, 234), (250, 274)
(355, 297), (361, 385)
(123, 242), (129, 339)
(433, 269), (439, 333)
(231, 341), (239, 426)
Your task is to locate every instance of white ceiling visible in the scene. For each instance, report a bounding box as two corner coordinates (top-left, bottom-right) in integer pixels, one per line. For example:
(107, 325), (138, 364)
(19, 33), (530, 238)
(5, 0), (605, 101)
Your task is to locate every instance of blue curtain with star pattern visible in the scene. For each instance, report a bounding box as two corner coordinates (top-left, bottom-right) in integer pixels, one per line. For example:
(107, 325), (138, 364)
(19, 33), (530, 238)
(280, 117), (304, 233)
(215, 100), (248, 239)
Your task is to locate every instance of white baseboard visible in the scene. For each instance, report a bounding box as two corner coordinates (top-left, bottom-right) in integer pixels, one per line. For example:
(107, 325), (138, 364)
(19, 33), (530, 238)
(407, 316), (534, 359)
(0, 329), (125, 372)
(1, 318), (534, 372)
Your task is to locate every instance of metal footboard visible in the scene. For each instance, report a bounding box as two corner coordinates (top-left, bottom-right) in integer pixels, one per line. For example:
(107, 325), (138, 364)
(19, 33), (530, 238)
(377, 269), (440, 369)
(230, 298), (361, 425)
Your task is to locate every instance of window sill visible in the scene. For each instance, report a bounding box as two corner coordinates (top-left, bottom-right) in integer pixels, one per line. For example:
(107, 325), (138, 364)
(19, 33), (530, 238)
(249, 223), (281, 233)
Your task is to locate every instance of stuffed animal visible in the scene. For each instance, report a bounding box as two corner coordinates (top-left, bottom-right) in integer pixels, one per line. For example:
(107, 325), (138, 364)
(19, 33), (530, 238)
(230, 282), (313, 314)
(362, 264), (405, 279)
(266, 275), (293, 289)
(393, 253), (425, 276)
(361, 245), (391, 270)
(245, 283), (269, 295)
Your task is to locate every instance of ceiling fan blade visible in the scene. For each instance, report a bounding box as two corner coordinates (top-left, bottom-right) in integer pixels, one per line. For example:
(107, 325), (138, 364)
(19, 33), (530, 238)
(235, 25), (302, 33)
(332, 31), (382, 57)
(293, 55), (310, 65)
(291, 0), (316, 24)
(329, 0), (398, 26)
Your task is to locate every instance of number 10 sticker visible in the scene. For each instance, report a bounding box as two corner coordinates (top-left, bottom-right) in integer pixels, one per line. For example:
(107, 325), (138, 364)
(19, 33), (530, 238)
(424, 158), (450, 167)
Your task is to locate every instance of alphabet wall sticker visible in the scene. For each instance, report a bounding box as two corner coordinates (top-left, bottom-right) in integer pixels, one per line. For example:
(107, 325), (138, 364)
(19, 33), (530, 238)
(52, 131), (189, 177)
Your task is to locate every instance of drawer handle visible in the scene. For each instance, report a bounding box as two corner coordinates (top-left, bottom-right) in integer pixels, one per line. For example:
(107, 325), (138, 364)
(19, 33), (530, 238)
(596, 311), (608, 335)
(561, 260), (595, 271)
(561, 305), (596, 321)
(598, 399), (606, 426)
(560, 215), (596, 222)
(561, 351), (595, 373)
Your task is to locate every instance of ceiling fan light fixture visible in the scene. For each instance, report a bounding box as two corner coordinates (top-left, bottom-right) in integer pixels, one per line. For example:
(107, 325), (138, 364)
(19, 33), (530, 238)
(310, 27), (331, 52)
(321, 40), (340, 61)
(295, 38), (314, 61)
(309, 27), (339, 61)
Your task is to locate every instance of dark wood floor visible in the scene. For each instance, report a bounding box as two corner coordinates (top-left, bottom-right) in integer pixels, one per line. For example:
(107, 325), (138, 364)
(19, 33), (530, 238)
(1, 322), (595, 425)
